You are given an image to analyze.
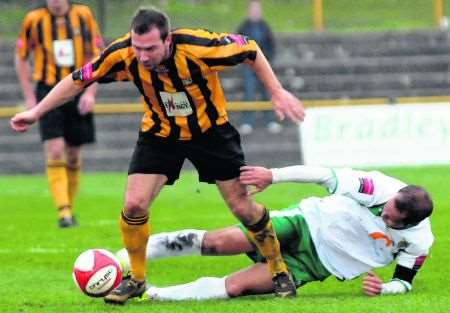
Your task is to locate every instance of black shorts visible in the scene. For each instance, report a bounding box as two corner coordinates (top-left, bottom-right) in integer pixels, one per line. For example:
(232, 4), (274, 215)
(128, 122), (245, 185)
(36, 82), (95, 146)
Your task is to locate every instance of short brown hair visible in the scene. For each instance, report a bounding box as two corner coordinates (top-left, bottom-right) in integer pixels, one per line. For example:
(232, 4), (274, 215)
(131, 7), (170, 40)
(396, 185), (433, 226)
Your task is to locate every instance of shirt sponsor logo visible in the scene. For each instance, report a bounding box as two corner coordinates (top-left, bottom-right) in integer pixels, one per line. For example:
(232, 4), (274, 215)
(53, 39), (75, 67)
(154, 65), (169, 73)
(369, 232), (393, 247)
(159, 91), (193, 117)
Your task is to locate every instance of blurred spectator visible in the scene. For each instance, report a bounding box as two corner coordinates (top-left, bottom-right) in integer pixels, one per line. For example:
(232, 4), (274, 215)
(237, 0), (281, 135)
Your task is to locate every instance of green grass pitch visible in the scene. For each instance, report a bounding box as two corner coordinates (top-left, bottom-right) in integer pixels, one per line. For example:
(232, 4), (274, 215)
(0, 166), (448, 313)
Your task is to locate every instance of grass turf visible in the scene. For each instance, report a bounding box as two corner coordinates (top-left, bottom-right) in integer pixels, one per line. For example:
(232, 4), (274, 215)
(0, 166), (448, 313)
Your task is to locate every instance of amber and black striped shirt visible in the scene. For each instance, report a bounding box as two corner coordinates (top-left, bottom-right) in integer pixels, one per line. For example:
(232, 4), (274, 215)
(73, 28), (258, 140)
(16, 3), (103, 86)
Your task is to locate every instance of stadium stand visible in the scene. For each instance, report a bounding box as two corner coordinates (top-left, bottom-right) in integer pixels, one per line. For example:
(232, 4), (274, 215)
(1, 30), (450, 173)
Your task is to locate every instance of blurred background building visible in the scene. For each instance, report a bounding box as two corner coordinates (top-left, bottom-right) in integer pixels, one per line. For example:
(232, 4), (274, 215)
(1, 0), (450, 173)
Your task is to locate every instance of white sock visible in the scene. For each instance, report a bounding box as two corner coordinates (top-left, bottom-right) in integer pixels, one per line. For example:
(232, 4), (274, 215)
(148, 229), (206, 258)
(146, 277), (229, 301)
(116, 229), (206, 274)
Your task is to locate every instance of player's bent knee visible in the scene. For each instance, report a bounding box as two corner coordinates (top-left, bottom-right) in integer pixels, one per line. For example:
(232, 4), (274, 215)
(123, 198), (148, 216)
(224, 277), (245, 298)
(228, 201), (254, 223)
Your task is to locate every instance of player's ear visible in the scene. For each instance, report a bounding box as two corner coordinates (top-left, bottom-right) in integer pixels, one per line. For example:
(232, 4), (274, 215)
(165, 33), (172, 45)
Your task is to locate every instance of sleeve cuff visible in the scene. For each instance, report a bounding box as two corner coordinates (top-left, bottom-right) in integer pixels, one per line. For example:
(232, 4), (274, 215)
(381, 279), (412, 295)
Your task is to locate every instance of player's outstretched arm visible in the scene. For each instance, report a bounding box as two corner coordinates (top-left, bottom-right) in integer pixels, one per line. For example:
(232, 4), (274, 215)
(239, 166), (273, 195)
(240, 165), (336, 195)
(249, 46), (305, 123)
(10, 75), (84, 132)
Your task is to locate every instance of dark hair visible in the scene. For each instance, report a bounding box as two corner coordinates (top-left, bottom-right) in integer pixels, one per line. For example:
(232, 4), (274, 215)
(131, 7), (170, 40)
(395, 185), (433, 225)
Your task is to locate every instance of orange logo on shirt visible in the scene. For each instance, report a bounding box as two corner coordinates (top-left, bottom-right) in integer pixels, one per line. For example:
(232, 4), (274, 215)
(369, 232), (393, 247)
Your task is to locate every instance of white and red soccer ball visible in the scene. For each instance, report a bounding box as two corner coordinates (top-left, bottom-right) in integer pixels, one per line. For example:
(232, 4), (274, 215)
(72, 249), (122, 297)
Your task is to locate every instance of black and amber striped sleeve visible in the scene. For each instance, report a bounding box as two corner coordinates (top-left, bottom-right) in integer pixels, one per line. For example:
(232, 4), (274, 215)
(16, 12), (36, 60)
(173, 29), (258, 72)
(72, 34), (131, 87)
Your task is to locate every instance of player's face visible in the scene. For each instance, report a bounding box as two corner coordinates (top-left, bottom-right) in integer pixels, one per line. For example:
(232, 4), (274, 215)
(381, 197), (409, 229)
(131, 28), (172, 71)
(46, 0), (69, 15)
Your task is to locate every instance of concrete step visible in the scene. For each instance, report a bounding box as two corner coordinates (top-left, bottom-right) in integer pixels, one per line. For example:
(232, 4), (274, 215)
(289, 42), (450, 59)
(283, 72), (450, 93)
(277, 30), (450, 47)
(296, 87), (450, 100)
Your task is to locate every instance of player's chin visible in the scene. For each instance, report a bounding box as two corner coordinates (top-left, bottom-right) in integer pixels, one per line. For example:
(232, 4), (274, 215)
(142, 62), (156, 70)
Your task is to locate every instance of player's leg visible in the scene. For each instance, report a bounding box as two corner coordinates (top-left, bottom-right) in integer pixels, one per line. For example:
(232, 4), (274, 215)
(104, 173), (166, 304)
(65, 145), (81, 219)
(144, 262), (273, 301)
(63, 97), (94, 217)
(116, 226), (255, 272)
(216, 179), (295, 297)
(44, 138), (72, 227)
(105, 136), (184, 304)
(37, 82), (73, 227)
(186, 122), (295, 297)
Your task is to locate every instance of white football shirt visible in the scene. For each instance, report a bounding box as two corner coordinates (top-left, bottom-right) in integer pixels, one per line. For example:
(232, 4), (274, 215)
(299, 168), (433, 280)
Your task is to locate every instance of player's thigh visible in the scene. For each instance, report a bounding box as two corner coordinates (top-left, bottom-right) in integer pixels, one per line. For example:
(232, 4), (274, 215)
(44, 137), (66, 160)
(124, 173), (167, 215)
(183, 123), (245, 183)
(225, 263), (273, 297)
(270, 208), (302, 248)
(65, 145), (82, 165)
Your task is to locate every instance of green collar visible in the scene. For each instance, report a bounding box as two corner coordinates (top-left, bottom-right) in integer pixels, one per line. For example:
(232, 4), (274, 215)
(368, 203), (384, 216)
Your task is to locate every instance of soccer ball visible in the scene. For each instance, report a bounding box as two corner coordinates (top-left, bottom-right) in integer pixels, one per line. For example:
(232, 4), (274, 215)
(72, 249), (122, 297)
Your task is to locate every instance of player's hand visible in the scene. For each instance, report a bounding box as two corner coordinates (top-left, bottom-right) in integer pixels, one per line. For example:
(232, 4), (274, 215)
(271, 88), (305, 123)
(362, 271), (383, 296)
(10, 109), (39, 132)
(78, 93), (95, 115)
(239, 166), (272, 195)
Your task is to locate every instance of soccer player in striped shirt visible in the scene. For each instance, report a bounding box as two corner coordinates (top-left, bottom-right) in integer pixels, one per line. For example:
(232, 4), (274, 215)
(11, 7), (305, 303)
(116, 165), (433, 301)
(15, 0), (103, 228)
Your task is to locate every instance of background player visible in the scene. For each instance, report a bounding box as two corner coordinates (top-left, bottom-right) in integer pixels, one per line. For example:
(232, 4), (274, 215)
(15, 0), (103, 227)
